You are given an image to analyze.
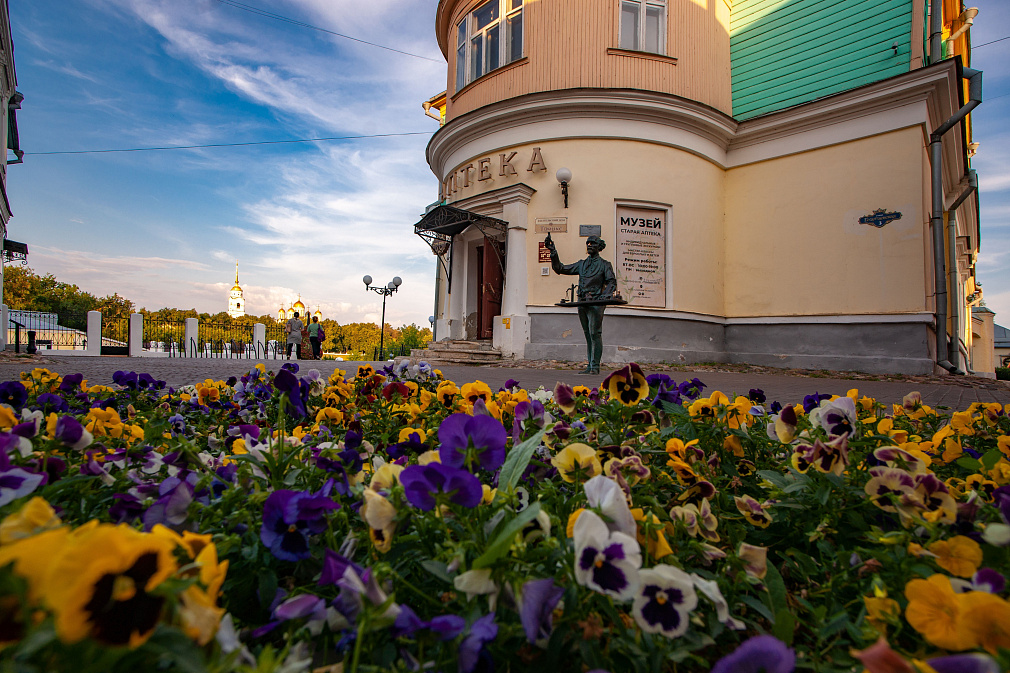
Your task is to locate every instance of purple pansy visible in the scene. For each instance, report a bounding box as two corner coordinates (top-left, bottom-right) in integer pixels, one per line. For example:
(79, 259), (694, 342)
(927, 654), (999, 673)
(142, 479), (194, 529)
(438, 413), (507, 473)
(400, 463), (483, 511)
(972, 568), (1005, 593)
(573, 510), (641, 600)
(274, 369), (310, 418)
(632, 565), (698, 637)
(0, 450), (45, 507)
(520, 578), (564, 645)
(459, 613), (498, 673)
(53, 415), (93, 451)
(0, 381), (27, 410)
(260, 489), (339, 561)
(711, 635), (795, 673)
(677, 378), (706, 401)
(35, 393), (69, 414)
(802, 392), (832, 414)
(392, 604), (466, 641)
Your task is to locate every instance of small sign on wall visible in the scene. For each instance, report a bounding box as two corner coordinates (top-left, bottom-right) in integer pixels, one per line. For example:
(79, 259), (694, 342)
(858, 209), (902, 228)
(535, 217), (568, 233)
(580, 224), (602, 237)
(538, 242), (552, 263)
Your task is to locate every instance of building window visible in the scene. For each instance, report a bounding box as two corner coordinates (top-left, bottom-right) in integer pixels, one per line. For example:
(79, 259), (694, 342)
(620, 0), (665, 54)
(455, 0), (523, 91)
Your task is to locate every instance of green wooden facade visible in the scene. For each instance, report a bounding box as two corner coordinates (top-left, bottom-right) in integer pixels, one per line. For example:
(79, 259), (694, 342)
(730, 0), (914, 120)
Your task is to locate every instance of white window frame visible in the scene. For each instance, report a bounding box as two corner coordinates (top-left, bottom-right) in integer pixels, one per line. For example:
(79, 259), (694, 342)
(454, 0), (524, 92)
(619, 0), (666, 55)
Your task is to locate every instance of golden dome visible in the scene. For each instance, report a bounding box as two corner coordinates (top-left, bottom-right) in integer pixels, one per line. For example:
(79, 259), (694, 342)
(292, 295), (305, 310)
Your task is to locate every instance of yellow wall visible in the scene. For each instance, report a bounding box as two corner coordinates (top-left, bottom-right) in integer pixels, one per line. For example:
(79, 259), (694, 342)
(443, 137), (726, 316)
(970, 310), (994, 374)
(724, 127), (926, 317)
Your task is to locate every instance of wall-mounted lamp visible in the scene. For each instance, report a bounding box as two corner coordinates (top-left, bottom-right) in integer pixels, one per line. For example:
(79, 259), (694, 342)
(556, 167), (572, 208)
(968, 142), (980, 158)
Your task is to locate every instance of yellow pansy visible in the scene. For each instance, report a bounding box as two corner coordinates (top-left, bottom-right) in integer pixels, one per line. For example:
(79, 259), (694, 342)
(904, 574), (975, 651)
(630, 508), (673, 559)
(927, 536), (982, 578)
(551, 443), (602, 483)
(0, 497), (61, 545)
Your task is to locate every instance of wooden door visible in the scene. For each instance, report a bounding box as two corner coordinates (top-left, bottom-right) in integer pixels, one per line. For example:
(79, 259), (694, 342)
(480, 237), (504, 339)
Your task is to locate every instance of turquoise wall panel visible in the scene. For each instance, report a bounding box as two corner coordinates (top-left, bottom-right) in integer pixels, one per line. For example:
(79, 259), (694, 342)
(731, 0), (914, 120)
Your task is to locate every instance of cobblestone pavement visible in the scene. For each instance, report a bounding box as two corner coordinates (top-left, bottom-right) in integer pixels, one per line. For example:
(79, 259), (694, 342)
(1, 353), (1008, 407)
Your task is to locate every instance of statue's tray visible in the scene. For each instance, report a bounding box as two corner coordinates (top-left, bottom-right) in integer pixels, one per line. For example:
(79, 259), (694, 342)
(554, 298), (628, 307)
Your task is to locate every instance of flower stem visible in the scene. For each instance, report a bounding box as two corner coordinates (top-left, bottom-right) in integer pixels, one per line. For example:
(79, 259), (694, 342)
(349, 618), (366, 673)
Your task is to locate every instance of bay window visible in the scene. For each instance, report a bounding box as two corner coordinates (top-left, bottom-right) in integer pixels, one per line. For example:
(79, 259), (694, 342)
(455, 0), (523, 92)
(620, 0), (666, 54)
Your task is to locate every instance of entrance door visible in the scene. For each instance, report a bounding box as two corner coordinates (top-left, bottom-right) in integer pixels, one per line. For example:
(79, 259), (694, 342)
(479, 236), (504, 339)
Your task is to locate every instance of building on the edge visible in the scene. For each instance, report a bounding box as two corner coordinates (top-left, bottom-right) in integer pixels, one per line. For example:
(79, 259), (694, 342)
(414, 0), (990, 375)
(993, 320), (1010, 370)
(228, 262), (246, 318)
(277, 296), (321, 322)
(0, 0), (25, 347)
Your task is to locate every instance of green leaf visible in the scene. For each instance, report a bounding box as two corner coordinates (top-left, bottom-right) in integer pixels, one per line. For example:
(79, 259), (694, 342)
(495, 427), (548, 502)
(472, 502), (541, 569)
(757, 470), (789, 489)
(765, 562), (788, 617)
(660, 400), (689, 419)
(771, 608), (795, 645)
(420, 559), (453, 584)
(956, 455), (981, 470)
(981, 449), (1004, 470)
(258, 569), (278, 607)
(739, 594), (774, 622)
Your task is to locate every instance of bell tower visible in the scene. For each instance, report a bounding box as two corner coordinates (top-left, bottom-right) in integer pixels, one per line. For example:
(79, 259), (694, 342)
(228, 261), (245, 318)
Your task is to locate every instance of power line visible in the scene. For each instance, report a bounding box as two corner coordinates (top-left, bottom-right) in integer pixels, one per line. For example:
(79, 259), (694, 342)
(974, 35), (1010, 49)
(26, 131), (432, 156)
(213, 0), (442, 63)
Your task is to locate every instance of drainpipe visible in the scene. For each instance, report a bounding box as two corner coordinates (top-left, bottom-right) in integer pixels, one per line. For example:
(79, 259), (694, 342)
(930, 65), (982, 374)
(929, 0), (943, 64)
(946, 170), (978, 374)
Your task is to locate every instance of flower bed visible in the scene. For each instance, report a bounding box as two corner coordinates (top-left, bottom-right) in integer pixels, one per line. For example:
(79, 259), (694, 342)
(0, 362), (1007, 673)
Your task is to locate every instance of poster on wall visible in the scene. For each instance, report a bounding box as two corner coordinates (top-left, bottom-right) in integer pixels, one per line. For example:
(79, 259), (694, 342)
(615, 205), (667, 308)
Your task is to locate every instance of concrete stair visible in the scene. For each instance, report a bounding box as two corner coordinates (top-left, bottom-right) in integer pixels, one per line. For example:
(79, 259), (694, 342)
(403, 340), (504, 365)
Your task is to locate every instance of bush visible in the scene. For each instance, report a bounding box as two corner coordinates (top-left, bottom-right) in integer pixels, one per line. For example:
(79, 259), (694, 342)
(996, 366), (1010, 380)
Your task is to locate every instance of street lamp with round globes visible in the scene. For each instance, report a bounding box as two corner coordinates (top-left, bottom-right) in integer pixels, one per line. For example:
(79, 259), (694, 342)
(363, 274), (403, 361)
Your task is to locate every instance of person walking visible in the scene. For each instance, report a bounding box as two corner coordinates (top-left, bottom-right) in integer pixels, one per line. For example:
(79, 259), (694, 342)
(307, 316), (323, 359)
(285, 311), (304, 359)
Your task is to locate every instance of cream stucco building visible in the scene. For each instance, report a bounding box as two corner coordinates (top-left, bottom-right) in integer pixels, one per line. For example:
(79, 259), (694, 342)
(415, 0), (987, 375)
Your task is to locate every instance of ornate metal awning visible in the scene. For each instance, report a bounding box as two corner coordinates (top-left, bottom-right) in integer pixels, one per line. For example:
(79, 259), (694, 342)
(2, 239), (28, 265)
(414, 204), (507, 293)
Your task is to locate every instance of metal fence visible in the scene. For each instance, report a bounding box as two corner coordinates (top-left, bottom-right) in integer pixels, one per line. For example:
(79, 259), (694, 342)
(143, 319), (186, 356)
(8, 309), (89, 352)
(196, 322), (255, 359)
(102, 316), (130, 355)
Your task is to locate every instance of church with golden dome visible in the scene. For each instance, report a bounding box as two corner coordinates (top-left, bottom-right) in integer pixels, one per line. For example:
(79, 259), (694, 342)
(277, 296), (322, 322)
(227, 262), (245, 319)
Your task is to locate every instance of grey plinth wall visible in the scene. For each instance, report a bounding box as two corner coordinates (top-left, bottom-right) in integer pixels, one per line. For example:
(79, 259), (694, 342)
(525, 311), (936, 375)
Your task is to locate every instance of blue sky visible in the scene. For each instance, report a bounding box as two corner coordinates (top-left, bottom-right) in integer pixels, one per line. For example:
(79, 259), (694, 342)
(5, 0), (1010, 331)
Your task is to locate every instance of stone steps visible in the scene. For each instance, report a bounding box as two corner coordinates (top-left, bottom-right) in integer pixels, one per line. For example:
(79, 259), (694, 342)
(401, 340), (504, 365)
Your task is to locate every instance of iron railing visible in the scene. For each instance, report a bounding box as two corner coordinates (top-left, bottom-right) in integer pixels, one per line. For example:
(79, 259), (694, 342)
(197, 322), (255, 359)
(143, 319), (186, 356)
(8, 310), (89, 352)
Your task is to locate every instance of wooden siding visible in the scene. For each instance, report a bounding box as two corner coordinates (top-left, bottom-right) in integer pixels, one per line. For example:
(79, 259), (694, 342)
(443, 0), (733, 122)
(730, 0), (914, 120)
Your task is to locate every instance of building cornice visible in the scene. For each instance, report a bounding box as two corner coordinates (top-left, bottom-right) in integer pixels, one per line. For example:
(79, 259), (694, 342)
(427, 88), (739, 177)
(426, 60), (966, 177)
(451, 183), (537, 213)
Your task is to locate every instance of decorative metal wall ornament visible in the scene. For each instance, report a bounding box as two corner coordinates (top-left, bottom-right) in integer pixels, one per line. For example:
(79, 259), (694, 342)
(2, 239), (28, 265)
(858, 209), (903, 228)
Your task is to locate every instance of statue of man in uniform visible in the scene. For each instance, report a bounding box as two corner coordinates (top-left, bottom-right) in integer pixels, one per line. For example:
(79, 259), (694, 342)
(544, 233), (617, 374)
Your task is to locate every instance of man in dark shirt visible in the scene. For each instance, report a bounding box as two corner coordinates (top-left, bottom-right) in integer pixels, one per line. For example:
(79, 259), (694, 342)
(545, 234), (617, 374)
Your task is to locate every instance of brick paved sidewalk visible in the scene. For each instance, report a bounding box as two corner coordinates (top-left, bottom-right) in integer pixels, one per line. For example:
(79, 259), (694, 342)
(0, 353), (1007, 407)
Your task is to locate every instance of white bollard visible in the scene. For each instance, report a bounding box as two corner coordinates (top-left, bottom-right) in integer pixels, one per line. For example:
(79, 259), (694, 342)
(184, 318), (199, 357)
(86, 311), (102, 356)
(129, 313), (143, 357)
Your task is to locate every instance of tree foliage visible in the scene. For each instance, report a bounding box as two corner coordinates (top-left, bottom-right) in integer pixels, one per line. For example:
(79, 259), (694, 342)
(4, 266), (432, 357)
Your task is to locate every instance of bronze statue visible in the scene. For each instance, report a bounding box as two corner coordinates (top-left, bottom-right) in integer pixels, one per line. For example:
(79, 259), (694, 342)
(544, 233), (619, 374)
